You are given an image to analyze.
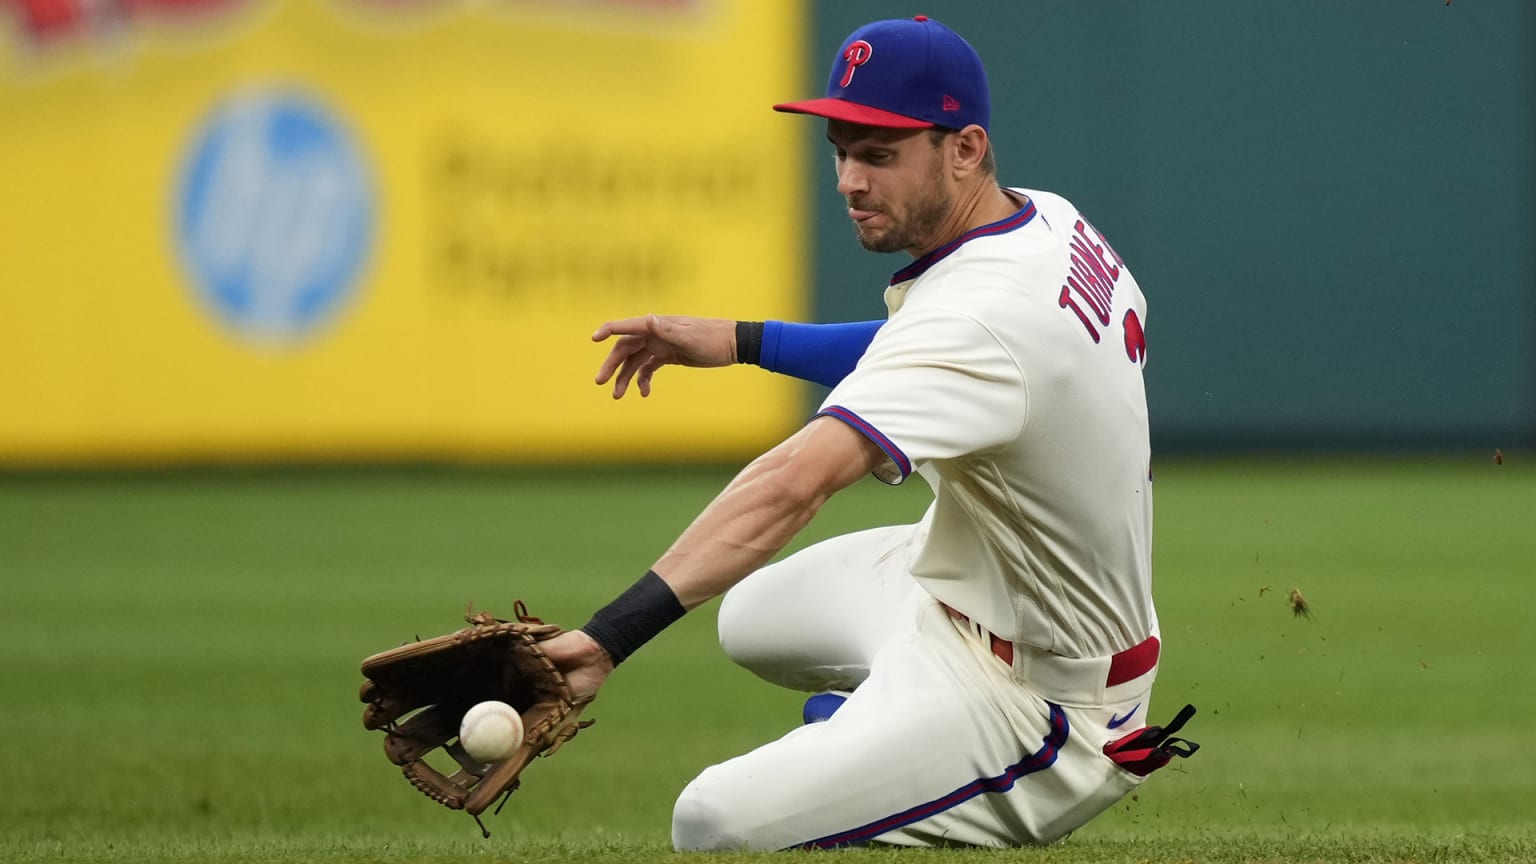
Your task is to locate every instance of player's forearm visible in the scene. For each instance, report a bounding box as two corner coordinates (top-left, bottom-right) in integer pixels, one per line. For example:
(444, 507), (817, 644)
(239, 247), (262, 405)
(651, 449), (830, 609)
(737, 320), (883, 387)
(575, 449), (822, 667)
(579, 419), (880, 666)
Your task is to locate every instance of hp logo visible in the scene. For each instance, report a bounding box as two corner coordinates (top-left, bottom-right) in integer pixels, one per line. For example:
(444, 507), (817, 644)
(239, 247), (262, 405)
(176, 88), (375, 344)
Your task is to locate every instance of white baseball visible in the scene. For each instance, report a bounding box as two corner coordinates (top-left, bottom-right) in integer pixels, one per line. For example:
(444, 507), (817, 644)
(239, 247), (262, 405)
(459, 700), (524, 763)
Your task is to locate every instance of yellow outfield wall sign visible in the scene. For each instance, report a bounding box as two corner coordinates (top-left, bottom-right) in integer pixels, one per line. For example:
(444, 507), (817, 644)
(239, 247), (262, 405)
(0, 0), (806, 464)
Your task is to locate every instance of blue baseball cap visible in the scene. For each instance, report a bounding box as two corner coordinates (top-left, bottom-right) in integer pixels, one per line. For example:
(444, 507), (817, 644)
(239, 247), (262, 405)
(774, 15), (989, 131)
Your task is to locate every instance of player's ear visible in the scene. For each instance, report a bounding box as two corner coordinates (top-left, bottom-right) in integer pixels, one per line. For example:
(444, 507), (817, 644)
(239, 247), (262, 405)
(950, 125), (990, 179)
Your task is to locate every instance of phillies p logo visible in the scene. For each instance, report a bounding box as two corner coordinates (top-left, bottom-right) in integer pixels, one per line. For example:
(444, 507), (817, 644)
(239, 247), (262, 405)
(840, 40), (873, 87)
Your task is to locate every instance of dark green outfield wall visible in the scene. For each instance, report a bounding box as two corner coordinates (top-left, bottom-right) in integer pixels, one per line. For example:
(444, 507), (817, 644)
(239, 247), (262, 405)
(800, 1), (1535, 451)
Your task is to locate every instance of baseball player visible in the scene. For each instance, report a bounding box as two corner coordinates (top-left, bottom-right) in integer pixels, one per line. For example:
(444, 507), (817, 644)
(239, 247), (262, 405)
(540, 15), (1197, 850)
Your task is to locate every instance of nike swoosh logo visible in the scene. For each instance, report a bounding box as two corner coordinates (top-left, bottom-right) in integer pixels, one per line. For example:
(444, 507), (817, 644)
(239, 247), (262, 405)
(1108, 703), (1141, 730)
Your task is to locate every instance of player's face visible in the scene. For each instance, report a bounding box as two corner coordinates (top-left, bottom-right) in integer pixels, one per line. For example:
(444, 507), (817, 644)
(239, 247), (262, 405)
(827, 121), (953, 255)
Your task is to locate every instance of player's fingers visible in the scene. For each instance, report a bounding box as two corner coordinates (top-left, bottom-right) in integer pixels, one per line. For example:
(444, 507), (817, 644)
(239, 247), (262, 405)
(595, 351), (620, 386)
(610, 359), (633, 399)
(636, 357), (664, 398)
(595, 335), (644, 385)
(592, 315), (656, 342)
(611, 351), (648, 399)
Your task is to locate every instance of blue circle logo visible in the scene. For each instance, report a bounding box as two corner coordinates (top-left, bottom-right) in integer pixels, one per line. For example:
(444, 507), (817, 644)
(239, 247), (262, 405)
(176, 88), (374, 344)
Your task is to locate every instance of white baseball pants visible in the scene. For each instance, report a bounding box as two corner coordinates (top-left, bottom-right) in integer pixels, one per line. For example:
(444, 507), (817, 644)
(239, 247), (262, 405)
(672, 523), (1155, 850)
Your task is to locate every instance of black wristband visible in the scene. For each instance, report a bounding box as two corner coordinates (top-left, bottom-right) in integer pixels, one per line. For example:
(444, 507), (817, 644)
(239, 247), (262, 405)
(579, 570), (687, 667)
(735, 320), (765, 365)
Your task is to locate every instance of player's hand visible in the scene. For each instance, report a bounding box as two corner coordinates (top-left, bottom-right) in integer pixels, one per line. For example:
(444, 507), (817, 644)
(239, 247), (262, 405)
(538, 629), (614, 705)
(593, 314), (736, 398)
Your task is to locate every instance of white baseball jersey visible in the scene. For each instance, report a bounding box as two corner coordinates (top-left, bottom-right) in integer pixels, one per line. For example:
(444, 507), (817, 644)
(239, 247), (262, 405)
(679, 190), (1170, 851)
(817, 188), (1155, 659)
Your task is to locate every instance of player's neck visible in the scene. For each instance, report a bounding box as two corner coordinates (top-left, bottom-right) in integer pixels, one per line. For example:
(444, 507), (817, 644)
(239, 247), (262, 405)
(913, 182), (1018, 258)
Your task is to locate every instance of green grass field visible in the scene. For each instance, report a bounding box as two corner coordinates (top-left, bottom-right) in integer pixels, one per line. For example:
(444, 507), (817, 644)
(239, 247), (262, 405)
(3, 457), (1533, 863)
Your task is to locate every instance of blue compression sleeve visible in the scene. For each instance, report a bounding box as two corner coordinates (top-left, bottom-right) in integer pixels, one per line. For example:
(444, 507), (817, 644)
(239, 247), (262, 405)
(760, 320), (883, 388)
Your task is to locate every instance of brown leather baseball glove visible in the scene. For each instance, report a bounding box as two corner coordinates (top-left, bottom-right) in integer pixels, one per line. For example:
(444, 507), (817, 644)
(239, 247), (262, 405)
(359, 602), (592, 836)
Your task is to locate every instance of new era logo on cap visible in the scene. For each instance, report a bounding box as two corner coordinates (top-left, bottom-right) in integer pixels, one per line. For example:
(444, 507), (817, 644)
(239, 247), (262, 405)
(774, 15), (990, 131)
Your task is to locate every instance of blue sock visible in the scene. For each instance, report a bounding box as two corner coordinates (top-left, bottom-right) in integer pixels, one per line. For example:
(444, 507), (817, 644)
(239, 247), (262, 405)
(802, 691), (851, 724)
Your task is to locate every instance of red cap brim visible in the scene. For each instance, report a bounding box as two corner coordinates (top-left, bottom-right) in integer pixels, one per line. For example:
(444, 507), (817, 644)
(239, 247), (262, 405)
(772, 98), (934, 129)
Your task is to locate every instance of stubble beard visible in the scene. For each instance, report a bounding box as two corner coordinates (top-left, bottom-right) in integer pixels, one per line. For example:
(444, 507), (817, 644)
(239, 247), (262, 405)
(852, 161), (952, 255)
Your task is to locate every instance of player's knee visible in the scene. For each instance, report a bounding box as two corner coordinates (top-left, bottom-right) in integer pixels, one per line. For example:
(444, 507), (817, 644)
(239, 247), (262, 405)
(671, 770), (750, 851)
(720, 579), (870, 692)
(716, 581), (769, 670)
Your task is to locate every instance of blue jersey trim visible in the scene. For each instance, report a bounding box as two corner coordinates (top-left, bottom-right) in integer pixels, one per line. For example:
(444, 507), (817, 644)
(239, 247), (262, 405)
(815, 405), (912, 480)
(796, 702), (1070, 849)
(889, 197), (1038, 286)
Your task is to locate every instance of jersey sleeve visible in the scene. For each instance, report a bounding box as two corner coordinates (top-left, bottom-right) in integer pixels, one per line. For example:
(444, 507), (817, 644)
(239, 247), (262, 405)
(816, 307), (1027, 484)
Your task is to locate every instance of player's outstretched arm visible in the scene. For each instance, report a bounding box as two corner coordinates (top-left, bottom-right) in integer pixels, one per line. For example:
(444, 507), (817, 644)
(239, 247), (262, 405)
(540, 417), (883, 701)
(650, 415), (882, 608)
(593, 314), (736, 399)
